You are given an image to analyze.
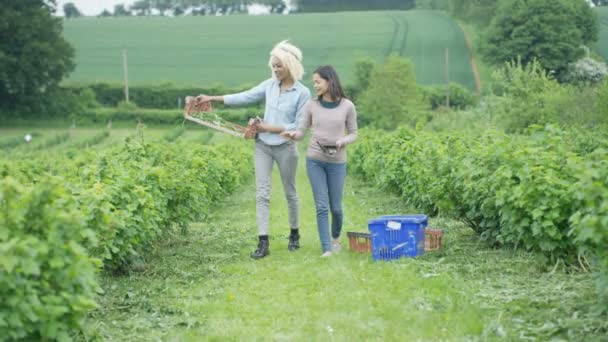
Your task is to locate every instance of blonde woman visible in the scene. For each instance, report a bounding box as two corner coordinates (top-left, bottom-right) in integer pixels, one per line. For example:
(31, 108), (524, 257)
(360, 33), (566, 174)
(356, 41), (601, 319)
(196, 41), (310, 259)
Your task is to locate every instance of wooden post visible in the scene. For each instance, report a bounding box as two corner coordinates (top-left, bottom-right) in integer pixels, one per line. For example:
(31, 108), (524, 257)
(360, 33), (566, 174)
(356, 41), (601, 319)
(122, 48), (129, 103)
(445, 47), (450, 108)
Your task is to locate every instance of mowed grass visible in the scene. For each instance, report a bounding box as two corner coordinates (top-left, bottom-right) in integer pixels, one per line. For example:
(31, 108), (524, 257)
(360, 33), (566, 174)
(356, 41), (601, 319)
(88, 150), (485, 340)
(62, 10), (476, 89)
(597, 7), (608, 61)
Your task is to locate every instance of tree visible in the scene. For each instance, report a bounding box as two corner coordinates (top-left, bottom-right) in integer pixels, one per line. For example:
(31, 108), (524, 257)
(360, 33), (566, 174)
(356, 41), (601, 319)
(131, 0), (151, 15)
(63, 2), (82, 18)
(297, 0), (415, 12)
(448, 0), (497, 26)
(98, 9), (112, 17)
(481, 0), (592, 80)
(357, 56), (427, 129)
(0, 0), (75, 115)
(173, 6), (185, 16)
(114, 4), (130, 16)
(156, 0), (173, 15)
(570, 0), (599, 45)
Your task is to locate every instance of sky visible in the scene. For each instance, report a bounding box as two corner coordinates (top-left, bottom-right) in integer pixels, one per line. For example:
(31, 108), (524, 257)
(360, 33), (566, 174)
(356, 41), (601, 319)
(54, 0), (137, 16)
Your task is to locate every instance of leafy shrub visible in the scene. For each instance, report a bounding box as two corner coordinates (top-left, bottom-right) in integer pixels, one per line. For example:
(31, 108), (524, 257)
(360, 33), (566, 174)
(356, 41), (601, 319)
(69, 82), (256, 109)
(350, 126), (607, 257)
(351, 57), (375, 100)
(570, 149), (608, 309)
(563, 57), (608, 86)
(0, 139), (254, 338)
(357, 55), (428, 129)
(420, 83), (478, 110)
(0, 178), (100, 341)
(416, 0), (449, 10)
(599, 79), (608, 119)
(350, 126), (608, 303)
(488, 59), (566, 132)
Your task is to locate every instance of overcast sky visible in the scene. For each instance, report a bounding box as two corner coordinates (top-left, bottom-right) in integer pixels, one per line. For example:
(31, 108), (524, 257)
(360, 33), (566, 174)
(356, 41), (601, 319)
(54, 0), (136, 16)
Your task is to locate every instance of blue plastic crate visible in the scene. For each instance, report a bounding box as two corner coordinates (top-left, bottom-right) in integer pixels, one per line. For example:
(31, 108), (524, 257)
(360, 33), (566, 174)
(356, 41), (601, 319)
(368, 214), (427, 261)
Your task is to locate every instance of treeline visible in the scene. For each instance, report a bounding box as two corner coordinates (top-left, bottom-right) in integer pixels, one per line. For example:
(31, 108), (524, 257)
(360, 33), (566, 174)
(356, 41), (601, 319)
(64, 0), (287, 18)
(297, 0), (414, 12)
(64, 0), (423, 18)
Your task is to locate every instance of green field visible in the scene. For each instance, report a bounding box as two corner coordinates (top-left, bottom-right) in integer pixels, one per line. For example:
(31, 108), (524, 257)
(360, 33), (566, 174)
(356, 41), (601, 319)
(597, 7), (608, 61)
(62, 10), (476, 89)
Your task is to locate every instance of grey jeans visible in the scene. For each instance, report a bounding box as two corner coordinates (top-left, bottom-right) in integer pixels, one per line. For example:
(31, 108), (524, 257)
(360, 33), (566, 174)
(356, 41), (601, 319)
(254, 140), (299, 236)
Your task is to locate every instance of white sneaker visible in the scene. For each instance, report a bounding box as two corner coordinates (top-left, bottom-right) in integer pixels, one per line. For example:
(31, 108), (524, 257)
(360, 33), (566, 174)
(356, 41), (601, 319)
(331, 239), (342, 253)
(321, 251), (332, 257)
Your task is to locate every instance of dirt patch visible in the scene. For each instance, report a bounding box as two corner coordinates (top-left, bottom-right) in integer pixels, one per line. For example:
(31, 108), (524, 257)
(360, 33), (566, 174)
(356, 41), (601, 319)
(457, 22), (482, 95)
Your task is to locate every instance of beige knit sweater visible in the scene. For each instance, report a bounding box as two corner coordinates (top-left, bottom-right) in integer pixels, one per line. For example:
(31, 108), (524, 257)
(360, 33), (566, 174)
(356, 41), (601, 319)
(293, 98), (358, 163)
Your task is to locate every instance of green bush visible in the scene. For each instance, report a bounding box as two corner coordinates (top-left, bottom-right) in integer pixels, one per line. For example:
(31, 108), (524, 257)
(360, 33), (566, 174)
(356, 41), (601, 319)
(349, 57), (376, 102)
(416, 0), (449, 10)
(487, 60), (608, 131)
(424, 105), (493, 132)
(599, 79), (608, 118)
(350, 126), (608, 262)
(563, 57), (608, 86)
(448, 0), (498, 26)
(570, 149), (608, 309)
(357, 55), (428, 129)
(488, 60), (566, 132)
(0, 139), (254, 338)
(68, 82), (256, 109)
(0, 178), (100, 341)
(350, 124), (608, 311)
(420, 83), (478, 110)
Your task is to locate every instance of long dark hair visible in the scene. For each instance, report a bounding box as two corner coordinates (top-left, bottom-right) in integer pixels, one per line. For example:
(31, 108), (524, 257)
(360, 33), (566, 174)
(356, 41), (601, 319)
(313, 65), (346, 102)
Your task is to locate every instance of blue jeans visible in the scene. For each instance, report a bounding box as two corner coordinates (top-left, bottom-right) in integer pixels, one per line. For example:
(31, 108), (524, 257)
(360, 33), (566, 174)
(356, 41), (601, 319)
(306, 157), (347, 252)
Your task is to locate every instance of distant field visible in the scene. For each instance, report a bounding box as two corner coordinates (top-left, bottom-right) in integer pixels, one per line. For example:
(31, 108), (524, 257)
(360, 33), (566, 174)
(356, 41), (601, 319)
(62, 11), (476, 89)
(597, 7), (608, 61)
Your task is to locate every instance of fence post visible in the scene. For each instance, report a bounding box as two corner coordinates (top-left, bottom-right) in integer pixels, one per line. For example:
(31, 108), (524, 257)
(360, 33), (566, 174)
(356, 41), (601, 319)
(445, 47), (450, 108)
(123, 48), (129, 103)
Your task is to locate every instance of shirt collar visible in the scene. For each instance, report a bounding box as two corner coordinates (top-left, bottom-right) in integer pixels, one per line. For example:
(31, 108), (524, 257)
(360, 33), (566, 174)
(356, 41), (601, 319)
(275, 79), (298, 92)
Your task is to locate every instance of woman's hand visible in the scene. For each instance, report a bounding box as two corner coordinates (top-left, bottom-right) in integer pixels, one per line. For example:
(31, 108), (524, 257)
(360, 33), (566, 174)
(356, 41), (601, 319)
(196, 94), (213, 103)
(336, 139), (345, 149)
(281, 131), (297, 140)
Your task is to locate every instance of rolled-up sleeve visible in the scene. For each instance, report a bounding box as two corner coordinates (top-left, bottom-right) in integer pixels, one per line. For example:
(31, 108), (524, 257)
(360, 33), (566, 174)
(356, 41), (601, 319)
(283, 88), (311, 131)
(224, 79), (270, 106)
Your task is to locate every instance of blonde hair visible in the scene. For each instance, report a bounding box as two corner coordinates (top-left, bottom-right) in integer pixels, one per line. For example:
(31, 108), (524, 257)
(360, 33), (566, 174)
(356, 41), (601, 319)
(268, 40), (304, 81)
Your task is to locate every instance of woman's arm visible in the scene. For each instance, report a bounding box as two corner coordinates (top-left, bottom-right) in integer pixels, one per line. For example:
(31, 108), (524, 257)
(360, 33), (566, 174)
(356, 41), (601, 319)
(197, 79), (270, 107)
(281, 101), (312, 140)
(196, 95), (224, 103)
(256, 122), (285, 134)
(336, 102), (358, 147)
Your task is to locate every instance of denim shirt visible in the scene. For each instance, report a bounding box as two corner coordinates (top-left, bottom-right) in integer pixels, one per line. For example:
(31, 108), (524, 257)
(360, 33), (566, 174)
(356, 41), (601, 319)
(224, 78), (311, 146)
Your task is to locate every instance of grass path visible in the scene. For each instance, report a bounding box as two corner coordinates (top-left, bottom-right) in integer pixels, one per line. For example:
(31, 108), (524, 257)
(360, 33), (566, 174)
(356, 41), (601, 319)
(88, 145), (606, 340)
